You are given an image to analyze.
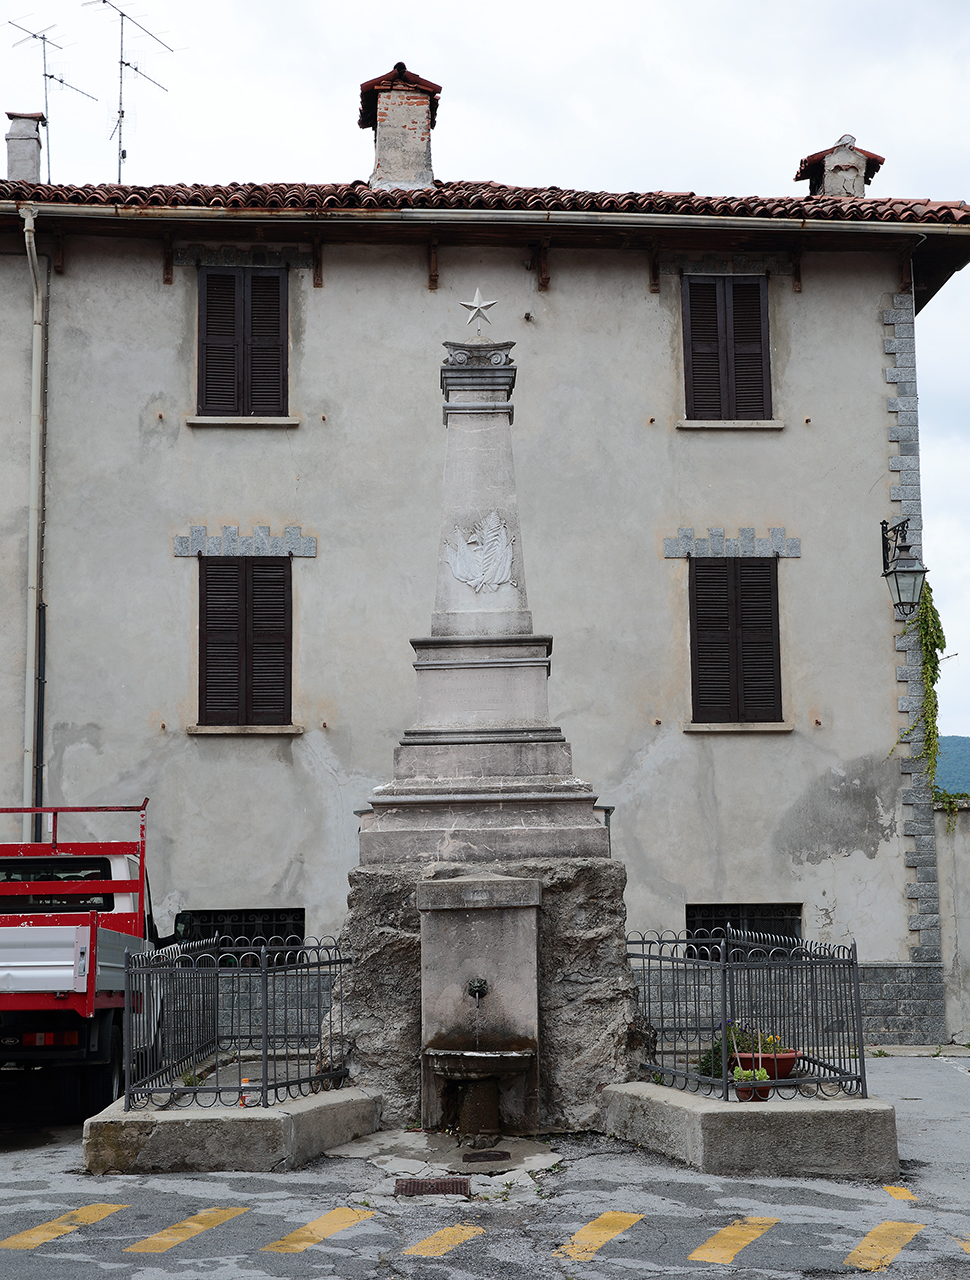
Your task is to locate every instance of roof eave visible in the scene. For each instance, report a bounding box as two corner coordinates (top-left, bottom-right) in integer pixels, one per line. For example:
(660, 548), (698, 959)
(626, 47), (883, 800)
(2, 200), (968, 238)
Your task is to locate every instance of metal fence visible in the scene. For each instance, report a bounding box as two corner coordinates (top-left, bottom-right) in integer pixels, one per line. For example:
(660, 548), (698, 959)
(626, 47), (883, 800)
(123, 936), (349, 1110)
(626, 927), (867, 1100)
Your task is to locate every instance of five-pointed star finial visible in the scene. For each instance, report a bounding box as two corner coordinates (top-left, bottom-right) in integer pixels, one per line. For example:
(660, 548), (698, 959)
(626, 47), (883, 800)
(459, 287), (498, 334)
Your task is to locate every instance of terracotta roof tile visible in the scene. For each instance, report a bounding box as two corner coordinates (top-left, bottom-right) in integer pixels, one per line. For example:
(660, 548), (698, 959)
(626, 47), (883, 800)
(0, 178), (967, 225)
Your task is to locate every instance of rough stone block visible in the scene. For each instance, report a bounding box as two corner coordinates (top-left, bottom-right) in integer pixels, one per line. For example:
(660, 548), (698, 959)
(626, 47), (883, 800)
(911, 946), (942, 963)
(598, 1083), (898, 1180)
(82, 1088), (381, 1174)
(337, 857), (637, 1133)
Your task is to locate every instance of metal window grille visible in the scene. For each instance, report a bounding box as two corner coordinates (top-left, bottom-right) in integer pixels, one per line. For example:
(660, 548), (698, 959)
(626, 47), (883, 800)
(123, 936), (348, 1110)
(686, 903), (802, 940)
(626, 926), (867, 1100)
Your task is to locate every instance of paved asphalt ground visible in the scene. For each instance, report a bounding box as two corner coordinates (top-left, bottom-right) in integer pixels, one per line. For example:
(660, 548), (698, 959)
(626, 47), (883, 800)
(0, 1056), (969, 1279)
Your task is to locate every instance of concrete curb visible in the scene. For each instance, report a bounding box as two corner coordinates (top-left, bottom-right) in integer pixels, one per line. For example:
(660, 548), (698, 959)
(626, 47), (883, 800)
(82, 1088), (382, 1173)
(599, 1082), (899, 1180)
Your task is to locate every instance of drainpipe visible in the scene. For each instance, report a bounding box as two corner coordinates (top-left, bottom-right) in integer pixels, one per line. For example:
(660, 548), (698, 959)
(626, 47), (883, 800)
(20, 206), (47, 842)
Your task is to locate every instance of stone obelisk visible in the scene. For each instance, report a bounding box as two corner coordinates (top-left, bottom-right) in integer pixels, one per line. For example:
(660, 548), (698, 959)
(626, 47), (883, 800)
(340, 298), (637, 1130)
(359, 298), (609, 862)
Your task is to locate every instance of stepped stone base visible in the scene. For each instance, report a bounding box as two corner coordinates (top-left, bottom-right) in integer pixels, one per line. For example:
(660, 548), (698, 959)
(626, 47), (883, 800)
(600, 1082), (899, 1180)
(336, 857), (640, 1131)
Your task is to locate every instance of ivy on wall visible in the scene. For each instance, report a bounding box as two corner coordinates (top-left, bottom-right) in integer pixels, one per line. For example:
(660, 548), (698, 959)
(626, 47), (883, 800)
(900, 582), (968, 831)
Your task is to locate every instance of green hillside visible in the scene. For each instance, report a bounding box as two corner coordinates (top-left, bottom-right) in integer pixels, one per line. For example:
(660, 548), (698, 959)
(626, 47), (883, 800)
(936, 736), (970, 793)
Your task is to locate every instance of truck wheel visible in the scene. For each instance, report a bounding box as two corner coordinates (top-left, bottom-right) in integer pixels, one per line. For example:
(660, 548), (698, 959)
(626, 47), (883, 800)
(81, 1026), (123, 1118)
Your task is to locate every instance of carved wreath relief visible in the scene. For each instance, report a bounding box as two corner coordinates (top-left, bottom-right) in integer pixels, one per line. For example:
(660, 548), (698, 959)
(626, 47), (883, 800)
(446, 511), (517, 593)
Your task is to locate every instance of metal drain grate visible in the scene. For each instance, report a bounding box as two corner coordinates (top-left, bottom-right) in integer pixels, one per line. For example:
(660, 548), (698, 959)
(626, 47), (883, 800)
(462, 1150), (512, 1163)
(395, 1177), (471, 1197)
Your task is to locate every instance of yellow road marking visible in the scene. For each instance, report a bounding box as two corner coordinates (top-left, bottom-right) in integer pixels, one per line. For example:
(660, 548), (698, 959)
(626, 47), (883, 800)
(883, 1185), (918, 1202)
(262, 1207), (376, 1253)
(844, 1221), (925, 1271)
(689, 1216), (780, 1264)
(403, 1223), (484, 1257)
(554, 1211), (644, 1261)
(0, 1203), (128, 1250)
(124, 1207), (248, 1253)
(955, 1235), (970, 1255)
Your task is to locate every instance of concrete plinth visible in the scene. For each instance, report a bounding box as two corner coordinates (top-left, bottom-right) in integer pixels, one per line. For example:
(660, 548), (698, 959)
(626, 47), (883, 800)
(82, 1087), (381, 1174)
(337, 858), (639, 1131)
(599, 1082), (899, 1180)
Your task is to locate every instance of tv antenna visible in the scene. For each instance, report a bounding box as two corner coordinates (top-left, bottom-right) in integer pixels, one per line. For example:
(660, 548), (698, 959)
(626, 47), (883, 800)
(83, 0), (172, 182)
(9, 19), (97, 183)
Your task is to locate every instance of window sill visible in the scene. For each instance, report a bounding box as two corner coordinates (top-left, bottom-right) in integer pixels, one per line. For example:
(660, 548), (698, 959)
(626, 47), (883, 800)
(683, 722), (794, 733)
(185, 417), (300, 428)
(187, 724), (304, 735)
(676, 420), (783, 431)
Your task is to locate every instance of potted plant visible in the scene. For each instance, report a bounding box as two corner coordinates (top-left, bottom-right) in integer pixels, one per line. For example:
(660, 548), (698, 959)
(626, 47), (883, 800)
(727, 1024), (800, 1082)
(733, 1065), (771, 1101)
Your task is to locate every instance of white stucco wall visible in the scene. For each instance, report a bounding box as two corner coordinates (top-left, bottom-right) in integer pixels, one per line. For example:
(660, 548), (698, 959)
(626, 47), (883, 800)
(937, 806), (970, 1041)
(0, 232), (914, 956)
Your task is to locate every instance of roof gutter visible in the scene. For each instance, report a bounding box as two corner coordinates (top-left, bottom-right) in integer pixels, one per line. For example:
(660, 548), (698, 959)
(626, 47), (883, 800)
(1, 200), (968, 240)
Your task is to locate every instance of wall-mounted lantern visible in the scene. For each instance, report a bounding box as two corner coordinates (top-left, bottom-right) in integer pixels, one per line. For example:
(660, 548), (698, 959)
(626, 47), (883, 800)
(881, 518), (927, 617)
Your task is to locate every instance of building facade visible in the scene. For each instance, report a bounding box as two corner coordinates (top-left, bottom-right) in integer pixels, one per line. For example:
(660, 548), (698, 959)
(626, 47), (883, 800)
(2, 71), (969, 1041)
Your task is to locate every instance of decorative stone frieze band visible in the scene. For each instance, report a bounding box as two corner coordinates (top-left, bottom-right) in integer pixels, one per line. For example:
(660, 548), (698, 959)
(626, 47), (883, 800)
(660, 254), (794, 277)
(173, 525), (317, 557)
(172, 245), (312, 269)
(884, 294), (944, 1021)
(663, 527), (801, 558)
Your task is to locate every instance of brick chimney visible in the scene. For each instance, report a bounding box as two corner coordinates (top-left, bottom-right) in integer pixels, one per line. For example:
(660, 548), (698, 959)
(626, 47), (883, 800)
(358, 62), (441, 190)
(794, 135), (885, 198)
(5, 112), (45, 182)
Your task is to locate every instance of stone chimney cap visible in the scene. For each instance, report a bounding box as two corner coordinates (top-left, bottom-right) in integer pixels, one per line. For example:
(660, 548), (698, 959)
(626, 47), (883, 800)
(794, 135), (884, 188)
(6, 111), (47, 124)
(359, 62), (441, 131)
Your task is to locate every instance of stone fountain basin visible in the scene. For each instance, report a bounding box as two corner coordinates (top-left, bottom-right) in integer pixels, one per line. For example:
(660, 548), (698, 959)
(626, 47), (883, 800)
(424, 1049), (535, 1080)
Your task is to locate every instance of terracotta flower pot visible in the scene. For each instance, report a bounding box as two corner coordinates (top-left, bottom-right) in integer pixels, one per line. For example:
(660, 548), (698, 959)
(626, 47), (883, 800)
(735, 1081), (771, 1101)
(731, 1051), (800, 1081)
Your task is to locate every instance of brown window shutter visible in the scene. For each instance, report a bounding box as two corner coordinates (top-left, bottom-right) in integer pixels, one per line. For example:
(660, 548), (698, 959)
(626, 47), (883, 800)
(736, 558), (781, 720)
(690, 558), (736, 722)
(690, 557), (781, 723)
(199, 559), (246, 724)
(247, 558), (292, 724)
(245, 270), (287, 416)
(198, 271), (242, 414)
(727, 277), (771, 419)
(683, 277), (727, 420)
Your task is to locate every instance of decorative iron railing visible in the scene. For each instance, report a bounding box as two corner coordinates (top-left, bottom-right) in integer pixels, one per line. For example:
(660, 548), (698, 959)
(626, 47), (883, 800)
(123, 936), (349, 1109)
(626, 927), (867, 1100)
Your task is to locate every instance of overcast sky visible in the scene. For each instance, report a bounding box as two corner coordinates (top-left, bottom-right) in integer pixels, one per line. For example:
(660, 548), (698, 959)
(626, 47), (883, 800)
(4, 0), (969, 733)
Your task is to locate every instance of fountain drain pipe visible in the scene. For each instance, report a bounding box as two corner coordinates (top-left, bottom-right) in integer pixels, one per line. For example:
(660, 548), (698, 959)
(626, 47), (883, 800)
(19, 207), (49, 842)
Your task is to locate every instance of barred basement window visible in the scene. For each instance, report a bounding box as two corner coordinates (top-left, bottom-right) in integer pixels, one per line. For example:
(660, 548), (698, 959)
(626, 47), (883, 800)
(686, 903), (802, 940)
(169, 907), (306, 946)
(689, 557), (782, 723)
(199, 557), (292, 726)
(198, 267), (288, 416)
(682, 275), (771, 420)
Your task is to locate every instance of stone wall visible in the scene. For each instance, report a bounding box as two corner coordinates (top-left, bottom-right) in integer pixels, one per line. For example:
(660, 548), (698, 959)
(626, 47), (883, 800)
(859, 962), (946, 1045)
(335, 856), (639, 1132)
